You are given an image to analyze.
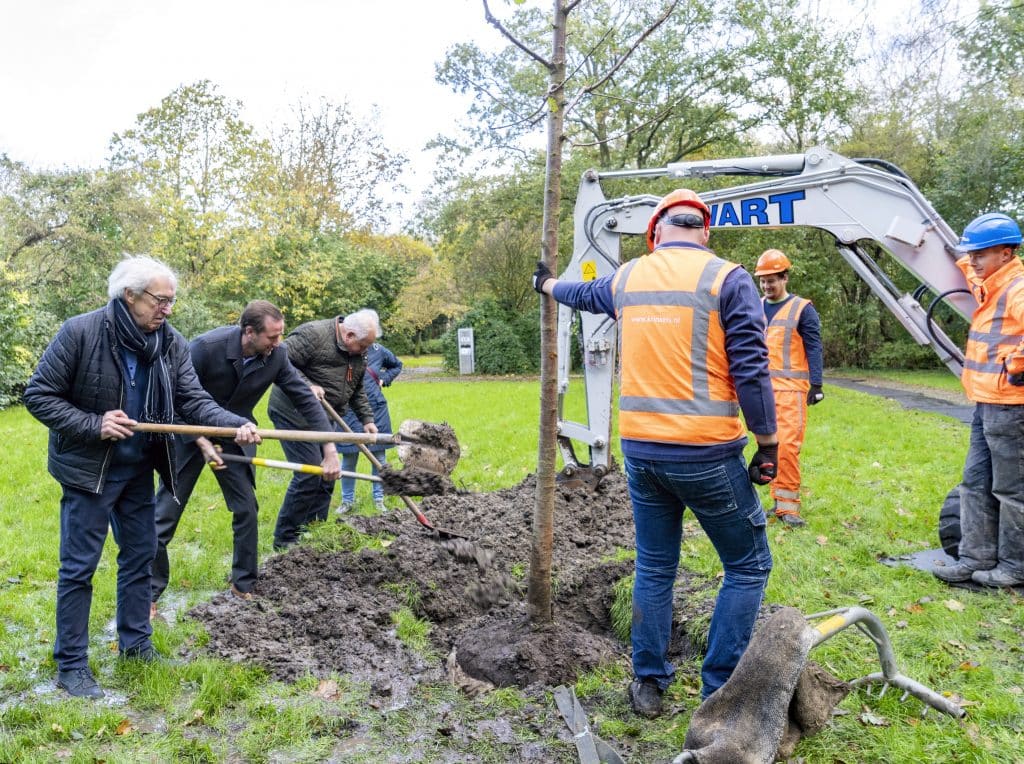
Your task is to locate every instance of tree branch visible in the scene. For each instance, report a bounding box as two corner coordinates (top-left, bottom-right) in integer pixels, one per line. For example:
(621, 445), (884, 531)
(482, 0), (552, 70)
(564, 0), (681, 115)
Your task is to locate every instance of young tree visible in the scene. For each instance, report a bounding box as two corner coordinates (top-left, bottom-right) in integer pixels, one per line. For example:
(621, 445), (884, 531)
(478, 0), (679, 623)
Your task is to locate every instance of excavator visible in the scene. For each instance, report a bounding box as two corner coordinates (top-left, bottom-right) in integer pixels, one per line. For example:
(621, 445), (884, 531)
(554, 146), (972, 550)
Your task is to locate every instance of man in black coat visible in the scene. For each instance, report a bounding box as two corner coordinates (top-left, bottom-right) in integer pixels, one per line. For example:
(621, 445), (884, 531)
(24, 255), (260, 699)
(150, 301), (341, 613)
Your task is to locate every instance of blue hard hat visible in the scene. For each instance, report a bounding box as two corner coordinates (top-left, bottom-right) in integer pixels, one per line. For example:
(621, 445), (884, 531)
(955, 213), (1023, 253)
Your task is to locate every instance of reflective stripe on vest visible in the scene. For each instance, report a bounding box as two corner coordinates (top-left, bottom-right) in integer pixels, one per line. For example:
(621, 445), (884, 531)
(765, 296), (810, 392)
(612, 248), (744, 446)
(960, 256), (1024, 404)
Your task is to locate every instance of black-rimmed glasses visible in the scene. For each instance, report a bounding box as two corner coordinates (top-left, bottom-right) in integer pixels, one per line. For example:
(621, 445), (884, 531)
(143, 289), (176, 308)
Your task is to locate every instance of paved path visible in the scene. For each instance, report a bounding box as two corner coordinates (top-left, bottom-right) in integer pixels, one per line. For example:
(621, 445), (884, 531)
(827, 377), (972, 425)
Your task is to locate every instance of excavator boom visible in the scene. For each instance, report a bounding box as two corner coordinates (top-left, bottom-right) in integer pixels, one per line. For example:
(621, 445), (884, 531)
(557, 146), (972, 481)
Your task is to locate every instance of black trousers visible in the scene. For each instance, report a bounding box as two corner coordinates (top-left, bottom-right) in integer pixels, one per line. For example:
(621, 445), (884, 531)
(151, 440), (258, 601)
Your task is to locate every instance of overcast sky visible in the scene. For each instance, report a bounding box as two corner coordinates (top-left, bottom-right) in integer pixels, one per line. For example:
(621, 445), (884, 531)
(0, 0), (503, 201)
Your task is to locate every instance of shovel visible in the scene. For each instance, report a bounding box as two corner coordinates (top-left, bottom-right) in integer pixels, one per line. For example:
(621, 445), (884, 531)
(211, 451), (449, 497)
(320, 399), (469, 540)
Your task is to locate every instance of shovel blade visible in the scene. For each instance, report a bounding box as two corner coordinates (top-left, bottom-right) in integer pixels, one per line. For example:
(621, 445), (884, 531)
(397, 420), (460, 476)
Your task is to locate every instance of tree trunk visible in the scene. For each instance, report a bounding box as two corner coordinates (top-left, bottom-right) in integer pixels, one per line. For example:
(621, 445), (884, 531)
(527, 0), (568, 625)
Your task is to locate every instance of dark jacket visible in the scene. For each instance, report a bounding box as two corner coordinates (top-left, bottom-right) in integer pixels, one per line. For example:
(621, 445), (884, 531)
(267, 317), (374, 427)
(23, 303), (248, 495)
(188, 325), (333, 432)
(339, 343), (403, 454)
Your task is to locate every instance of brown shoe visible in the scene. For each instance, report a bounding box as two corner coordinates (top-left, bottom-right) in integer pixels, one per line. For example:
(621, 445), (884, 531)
(230, 583), (254, 601)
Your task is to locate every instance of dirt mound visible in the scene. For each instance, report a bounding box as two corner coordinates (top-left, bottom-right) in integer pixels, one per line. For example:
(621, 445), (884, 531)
(188, 472), (718, 688)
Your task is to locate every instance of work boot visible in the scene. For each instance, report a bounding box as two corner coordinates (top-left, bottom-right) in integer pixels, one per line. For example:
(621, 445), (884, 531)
(335, 502), (354, 516)
(971, 567), (1024, 588)
(627, 679), (663, 719)
(56, 668), (104, 699)
(932, 562), (976, 583)
(777, 512), (806, 527)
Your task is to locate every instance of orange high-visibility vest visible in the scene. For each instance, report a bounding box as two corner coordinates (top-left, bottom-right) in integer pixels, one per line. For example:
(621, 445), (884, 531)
(611, 247), (745, 446)
(957, 255), (1024, 404)
(764, 296), (811, 393)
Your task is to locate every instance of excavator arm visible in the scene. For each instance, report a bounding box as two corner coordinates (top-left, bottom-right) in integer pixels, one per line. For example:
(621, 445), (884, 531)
(556, 146), (973, 482)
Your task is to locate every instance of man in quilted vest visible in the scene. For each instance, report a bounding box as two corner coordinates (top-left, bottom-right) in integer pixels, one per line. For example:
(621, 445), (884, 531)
(755, 249), (825, 528)
(268, 308), (379, 549)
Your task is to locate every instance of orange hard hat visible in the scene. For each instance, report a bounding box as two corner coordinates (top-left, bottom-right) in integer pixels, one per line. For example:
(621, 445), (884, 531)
(754, 249), (792, 276)
(646, 188), (711, 251)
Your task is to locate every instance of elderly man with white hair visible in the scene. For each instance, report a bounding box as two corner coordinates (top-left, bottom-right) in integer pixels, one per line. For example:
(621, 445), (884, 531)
(24, 255), (260, 699)
(268, 308), (380, 549)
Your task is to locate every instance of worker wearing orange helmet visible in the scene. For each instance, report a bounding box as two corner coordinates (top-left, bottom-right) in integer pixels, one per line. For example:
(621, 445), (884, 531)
(755, 249), (825, 528)
(534, 188), (777, 716)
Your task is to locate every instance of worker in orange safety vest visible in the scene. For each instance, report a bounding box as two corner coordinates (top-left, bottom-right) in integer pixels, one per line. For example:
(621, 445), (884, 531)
(933, 213), (1024, 588)
(755, 249), (825, 528)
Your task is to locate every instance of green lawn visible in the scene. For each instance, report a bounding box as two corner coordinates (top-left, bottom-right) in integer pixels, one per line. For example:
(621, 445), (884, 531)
(1, 376), (1022, 762)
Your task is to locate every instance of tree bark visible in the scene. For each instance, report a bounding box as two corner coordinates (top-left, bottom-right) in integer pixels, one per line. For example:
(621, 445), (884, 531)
(527, 0), (568, 624)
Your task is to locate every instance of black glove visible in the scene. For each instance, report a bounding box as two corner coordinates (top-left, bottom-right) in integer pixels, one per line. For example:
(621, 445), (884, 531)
(533, 261), (555, 294)
(748, 442), (778, 485)
(807, 384), (824, 405)
(1010, 372), (1024, 387)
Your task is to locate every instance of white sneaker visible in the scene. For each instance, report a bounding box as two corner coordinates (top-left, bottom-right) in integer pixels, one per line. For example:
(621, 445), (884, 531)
(335, 502), (353, 515)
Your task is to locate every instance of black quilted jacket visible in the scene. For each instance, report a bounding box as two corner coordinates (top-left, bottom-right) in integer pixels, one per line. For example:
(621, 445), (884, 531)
(23, 302), (248, 495)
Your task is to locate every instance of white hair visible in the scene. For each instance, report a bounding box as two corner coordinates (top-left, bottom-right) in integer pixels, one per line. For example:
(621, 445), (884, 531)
(343, 308), (381, 340)
(107, 255), (178, 300)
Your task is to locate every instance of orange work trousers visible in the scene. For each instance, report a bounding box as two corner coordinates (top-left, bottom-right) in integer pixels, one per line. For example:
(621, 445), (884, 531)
(770, 389), (807, 516)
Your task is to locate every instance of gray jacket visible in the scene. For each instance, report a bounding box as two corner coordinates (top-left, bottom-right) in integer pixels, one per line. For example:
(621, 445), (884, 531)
(23, 303), (248, 495)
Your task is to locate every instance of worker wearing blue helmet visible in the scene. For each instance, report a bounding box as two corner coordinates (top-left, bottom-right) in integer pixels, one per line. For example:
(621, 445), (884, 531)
(934, 212), (1024, 588)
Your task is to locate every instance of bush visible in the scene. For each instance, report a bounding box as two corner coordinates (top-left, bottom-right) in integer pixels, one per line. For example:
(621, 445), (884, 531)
(0, 268), (59, 409)
(441, 298), (534, 375)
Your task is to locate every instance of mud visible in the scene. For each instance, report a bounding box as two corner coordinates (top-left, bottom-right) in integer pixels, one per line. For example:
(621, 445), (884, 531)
(396, 420), (461, 476)
(189, 472), (716, 687)
(379, 464), (456, 497)
(185, 472), (730, 760)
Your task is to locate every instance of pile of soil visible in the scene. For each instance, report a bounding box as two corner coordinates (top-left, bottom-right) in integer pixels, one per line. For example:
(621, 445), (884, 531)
(188, 471), (714, 693)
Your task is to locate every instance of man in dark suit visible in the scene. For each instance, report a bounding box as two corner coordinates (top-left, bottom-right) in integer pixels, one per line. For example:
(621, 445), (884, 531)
(150, 300), (341, 613)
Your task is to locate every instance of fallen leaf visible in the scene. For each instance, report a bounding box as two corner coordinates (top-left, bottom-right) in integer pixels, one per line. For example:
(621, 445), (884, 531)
(905, 603), (924, 614)
(312, 679), (339, 700)
(1009, 686), (1023, 695)
(115, 719), (133, 736)
(51, 723), (64, 734)
(859, 708), (890, 727)
(959, 661), (980, 671)
(816, 535), (828, 546)
(184, 709), (205, 727)
(895, 620), (908, 629)
(947, 639), (966, 649)
(944, 599), (965, 612)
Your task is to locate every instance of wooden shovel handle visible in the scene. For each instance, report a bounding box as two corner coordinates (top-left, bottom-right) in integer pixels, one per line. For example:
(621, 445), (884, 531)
(132, 421), (398, 446)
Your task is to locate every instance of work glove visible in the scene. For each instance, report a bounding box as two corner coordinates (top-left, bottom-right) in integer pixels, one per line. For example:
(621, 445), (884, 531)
(533, 261), (555, 294)
(807, 384), (825, 405)
(748, 442), (778, 485)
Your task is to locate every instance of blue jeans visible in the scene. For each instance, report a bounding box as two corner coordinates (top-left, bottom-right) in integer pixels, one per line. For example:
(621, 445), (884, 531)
(341, 451), (385, 504)
(269, 407), (337, 547)
(56, 475), (156, 670)
(624, 454), (772, 699)
(959, 403), (1024, 578)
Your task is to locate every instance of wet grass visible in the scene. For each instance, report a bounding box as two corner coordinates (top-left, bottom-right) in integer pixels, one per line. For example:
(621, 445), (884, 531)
(2, 376), (1023, 762)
